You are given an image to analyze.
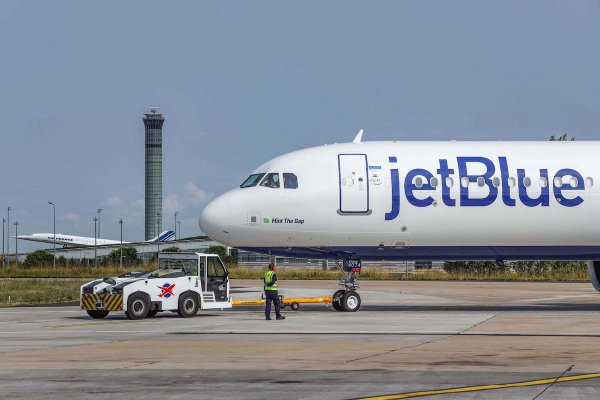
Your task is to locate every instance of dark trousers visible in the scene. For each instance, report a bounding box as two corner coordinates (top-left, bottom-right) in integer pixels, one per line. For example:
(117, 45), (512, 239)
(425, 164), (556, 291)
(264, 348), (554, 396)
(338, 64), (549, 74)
(265, 290), (281, 318)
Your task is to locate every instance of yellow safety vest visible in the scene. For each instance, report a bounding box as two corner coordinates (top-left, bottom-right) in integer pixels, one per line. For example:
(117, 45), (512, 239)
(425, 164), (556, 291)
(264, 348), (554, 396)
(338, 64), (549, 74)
(264, 270), (277, 291)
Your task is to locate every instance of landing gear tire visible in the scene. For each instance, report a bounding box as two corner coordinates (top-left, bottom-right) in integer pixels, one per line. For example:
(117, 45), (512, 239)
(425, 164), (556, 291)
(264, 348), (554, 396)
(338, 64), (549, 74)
(332, 289), (346, 312)
(341, 291), (361, 312)
(125, 293), (150, 320)
(87, 310), (109, 319)
(177, 292), (199, 318)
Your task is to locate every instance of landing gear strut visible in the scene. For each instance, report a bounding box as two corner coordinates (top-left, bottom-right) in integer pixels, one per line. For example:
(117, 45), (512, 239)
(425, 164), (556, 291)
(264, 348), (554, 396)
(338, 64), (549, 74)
(331, 260), (362, 312)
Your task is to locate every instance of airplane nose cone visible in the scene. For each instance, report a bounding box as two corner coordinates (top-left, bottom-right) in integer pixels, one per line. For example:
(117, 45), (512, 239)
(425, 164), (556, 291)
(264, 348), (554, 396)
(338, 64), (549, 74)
(199, 195), (231, 245)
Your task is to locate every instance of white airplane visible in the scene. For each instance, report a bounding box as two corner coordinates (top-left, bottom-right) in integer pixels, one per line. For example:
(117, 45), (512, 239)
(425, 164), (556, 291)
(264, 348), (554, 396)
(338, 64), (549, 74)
(199, 131), (600, 311)
(17, 230), (176, 247)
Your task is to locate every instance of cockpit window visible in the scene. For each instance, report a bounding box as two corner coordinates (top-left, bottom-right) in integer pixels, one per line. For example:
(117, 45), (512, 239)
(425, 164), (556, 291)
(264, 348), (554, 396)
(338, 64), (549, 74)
(240, 173), (265, 188)
(260, 173), (280, 188)
(283, 173), (298, 189)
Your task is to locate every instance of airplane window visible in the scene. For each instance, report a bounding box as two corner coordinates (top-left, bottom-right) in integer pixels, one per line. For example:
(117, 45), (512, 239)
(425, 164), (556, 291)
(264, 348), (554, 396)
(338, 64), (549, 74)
(540, 177), (548, 188)
(461, 177), (469, 188)
(283, 173), (298, 189)
(430, 177), (438, 188)
(554, 177), (562, 187)
(477, 177), (485, 187)
(492, 177), (500, 187)
(571, 177), (579, 188)
(446, 177), (454, 187)
(260, 173), (280, 188)
(523, 177), (531, 187)
(586, 177), (594, 187)
(508, 177), (516, 188)
(415, 177), (423, 188)
(240, 173), (266, 188)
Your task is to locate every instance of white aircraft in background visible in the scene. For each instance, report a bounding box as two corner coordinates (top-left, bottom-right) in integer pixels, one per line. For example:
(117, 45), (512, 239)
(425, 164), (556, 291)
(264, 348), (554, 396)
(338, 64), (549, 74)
(199, 131), (600, 312)
(17, 230), (175, 247)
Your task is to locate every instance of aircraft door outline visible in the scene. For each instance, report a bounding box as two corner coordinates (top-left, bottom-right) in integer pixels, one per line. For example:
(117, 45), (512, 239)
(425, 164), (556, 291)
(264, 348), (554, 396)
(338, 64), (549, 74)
(338, 154), (372, 215)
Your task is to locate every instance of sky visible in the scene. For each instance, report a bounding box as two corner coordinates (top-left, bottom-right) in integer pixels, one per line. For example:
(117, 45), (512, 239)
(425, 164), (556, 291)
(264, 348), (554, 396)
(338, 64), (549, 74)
(1, 0), (600, 252)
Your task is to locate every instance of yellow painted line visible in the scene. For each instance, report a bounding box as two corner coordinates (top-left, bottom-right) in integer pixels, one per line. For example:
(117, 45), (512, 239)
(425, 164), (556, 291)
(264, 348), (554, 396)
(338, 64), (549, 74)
(356, 372), (600, 400)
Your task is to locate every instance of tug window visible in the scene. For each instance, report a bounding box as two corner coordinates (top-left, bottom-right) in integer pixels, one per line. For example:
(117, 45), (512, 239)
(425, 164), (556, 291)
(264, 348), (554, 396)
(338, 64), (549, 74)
(240, 173), (265, 188)
(283, 173), (298, 189)
(260, 173), (280, 188)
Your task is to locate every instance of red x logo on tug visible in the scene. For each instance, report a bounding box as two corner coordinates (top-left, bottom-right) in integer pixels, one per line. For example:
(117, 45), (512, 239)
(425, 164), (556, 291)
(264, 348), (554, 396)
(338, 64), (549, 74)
(158, 283), (175, 298)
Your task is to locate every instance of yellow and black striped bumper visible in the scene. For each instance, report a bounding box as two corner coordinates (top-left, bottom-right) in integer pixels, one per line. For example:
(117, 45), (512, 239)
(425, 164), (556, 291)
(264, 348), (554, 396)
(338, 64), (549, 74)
(81, 294), (123, 311)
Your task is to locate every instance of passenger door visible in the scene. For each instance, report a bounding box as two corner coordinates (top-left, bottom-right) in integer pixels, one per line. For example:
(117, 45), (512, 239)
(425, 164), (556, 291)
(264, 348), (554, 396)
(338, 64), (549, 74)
(338, 154), (370, 214)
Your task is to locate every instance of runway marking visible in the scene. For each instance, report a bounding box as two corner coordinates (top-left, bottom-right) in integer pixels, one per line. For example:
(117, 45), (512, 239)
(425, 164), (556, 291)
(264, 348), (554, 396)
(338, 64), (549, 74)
(513, 294), (597, 303)
(169, 331), (600, 337)
(354, 372), (600, 400)
(47, 320), (158, 328)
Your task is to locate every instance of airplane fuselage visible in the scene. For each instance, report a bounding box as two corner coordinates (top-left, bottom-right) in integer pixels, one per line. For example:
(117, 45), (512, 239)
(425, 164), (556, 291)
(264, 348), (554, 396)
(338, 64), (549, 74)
(199, 141), (600, 261)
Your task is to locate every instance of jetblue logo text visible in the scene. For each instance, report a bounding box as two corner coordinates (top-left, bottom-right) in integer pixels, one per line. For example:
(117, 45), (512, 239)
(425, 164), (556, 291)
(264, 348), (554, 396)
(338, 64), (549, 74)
(385, 156), (585, 221)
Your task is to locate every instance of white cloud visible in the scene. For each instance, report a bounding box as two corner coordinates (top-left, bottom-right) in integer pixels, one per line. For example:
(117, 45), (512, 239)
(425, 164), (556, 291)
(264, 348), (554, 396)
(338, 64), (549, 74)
(60, 212), (80, 223)
(104, 196), (122, 207)
(185, 182), (210, 204)
(133, 199), (145, 211)
(163, 194), (183, 215)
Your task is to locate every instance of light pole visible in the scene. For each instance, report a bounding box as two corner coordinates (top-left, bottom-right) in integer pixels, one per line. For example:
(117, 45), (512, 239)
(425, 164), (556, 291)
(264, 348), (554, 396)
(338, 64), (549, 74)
(97, 208), (102, 238)
(93, 217), (98, 268)
(177, 220), (181, 240)
(156, 212), (161, 262)
(14, 221), (19, 263)
(48, 202), (56, 269)
(2, 217), (5, 266)
(119, 219), (123, 268)
(174, 211), (179, 239)
(6, 207), (10, 266)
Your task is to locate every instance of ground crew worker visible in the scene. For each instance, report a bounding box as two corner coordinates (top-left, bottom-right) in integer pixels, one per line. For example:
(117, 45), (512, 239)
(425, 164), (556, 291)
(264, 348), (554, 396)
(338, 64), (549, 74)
(264, 263), (285, 320)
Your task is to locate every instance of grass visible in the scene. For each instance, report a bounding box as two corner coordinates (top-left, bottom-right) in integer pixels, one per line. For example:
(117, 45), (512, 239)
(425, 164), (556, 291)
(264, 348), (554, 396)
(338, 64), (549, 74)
(0, 264), (590, 307)
(0, 278), (88, 307)
(228, 266), (590, 282)
(0, 265), (147, 279)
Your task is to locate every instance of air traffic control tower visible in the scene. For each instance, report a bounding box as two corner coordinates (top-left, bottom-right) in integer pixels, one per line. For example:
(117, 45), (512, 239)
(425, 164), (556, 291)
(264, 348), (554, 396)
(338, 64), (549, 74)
(143, 107), (165, 240)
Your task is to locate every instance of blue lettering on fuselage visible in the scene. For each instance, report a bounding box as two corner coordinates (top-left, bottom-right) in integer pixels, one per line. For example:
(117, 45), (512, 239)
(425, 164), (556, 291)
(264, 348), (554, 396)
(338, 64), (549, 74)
(385, 156), (586, 220)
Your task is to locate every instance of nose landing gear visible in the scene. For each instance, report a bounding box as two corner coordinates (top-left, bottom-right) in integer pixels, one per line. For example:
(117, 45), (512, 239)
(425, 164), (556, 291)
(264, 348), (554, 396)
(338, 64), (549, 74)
(331, 259), (362, 312)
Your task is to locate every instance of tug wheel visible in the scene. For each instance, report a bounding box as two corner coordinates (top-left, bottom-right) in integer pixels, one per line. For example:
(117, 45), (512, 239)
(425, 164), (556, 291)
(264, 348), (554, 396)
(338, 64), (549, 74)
(332, 290), (345, 312)
(126, 293), (150, 320)
(290, 302), (300, 311)
(177, 292), (199, 318)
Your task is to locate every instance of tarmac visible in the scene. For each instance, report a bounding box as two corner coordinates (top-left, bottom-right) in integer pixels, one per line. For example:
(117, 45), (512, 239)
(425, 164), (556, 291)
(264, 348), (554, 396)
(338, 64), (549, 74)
(1, 279), (600, 399)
